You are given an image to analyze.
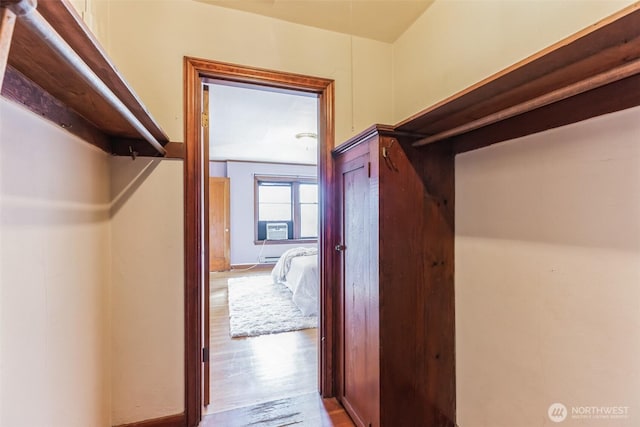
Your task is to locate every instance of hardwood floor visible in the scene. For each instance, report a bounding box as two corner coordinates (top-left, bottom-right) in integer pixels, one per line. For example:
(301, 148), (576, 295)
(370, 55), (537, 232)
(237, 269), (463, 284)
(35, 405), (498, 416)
(206, 267), (327, 416)
(200, 392), (354, 427)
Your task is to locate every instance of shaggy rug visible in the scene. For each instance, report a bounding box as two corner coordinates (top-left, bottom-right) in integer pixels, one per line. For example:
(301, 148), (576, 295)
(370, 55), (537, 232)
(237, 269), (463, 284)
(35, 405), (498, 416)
(227, 275), (317, 338)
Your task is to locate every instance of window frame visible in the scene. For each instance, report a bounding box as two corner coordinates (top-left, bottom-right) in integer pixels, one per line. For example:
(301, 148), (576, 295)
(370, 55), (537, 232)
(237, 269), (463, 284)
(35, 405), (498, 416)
(254, 174), (318, 244)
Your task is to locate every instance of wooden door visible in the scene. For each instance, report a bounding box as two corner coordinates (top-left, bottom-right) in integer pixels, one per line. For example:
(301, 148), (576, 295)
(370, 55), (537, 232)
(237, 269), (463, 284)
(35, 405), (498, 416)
(209, 177), (230, 272)
(337, 151), (374, 427)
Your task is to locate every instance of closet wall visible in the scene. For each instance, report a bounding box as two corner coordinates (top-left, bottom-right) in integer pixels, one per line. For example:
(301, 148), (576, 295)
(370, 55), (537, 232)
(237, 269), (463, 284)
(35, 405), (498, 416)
(67, 0), (110, 52)
(456, 105), (640, 427)
(0, 100), (112, 426)
(109, 158), (184, 426)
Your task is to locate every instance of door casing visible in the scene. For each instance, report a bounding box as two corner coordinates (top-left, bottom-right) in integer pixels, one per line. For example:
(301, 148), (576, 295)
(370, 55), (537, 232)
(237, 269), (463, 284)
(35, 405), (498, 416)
(183, 57), (335, 426)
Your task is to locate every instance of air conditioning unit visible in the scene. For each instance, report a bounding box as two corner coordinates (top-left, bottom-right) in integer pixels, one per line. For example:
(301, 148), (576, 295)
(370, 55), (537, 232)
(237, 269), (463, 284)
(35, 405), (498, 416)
(266, 222), (288, 240)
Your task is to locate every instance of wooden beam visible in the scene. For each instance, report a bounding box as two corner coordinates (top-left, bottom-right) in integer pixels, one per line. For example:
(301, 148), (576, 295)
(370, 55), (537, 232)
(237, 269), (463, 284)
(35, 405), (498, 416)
(1, 65), (112, 153)
(0, 6), (17, 89)
(164, 141), (185, 159)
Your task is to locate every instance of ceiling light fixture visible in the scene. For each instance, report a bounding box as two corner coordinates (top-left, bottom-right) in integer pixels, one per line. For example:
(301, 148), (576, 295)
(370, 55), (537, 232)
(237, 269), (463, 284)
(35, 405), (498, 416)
(295, 132), (317, 151)
(295, 132), (317, 140)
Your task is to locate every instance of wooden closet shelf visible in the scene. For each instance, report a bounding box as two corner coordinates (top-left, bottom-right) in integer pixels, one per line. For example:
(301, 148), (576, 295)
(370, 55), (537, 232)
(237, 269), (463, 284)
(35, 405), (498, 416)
(396, 2), (640, 152)
(0, 0), (170, 157)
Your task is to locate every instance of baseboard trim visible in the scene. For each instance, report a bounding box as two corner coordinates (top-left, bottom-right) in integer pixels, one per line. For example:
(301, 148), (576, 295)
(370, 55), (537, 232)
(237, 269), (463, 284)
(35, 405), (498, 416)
(113, 413), (185, 427)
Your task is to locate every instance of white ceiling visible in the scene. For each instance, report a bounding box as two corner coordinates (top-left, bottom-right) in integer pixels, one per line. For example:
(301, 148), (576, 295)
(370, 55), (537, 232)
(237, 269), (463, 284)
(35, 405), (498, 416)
(208, 82), (319, 165)
(194, 0), (434, 43)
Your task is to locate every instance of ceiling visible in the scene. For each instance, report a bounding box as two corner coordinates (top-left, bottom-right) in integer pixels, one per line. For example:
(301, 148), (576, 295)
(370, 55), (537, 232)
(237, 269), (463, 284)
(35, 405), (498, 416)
(194, 0), (434, 43)
(208, 82), (318, 165)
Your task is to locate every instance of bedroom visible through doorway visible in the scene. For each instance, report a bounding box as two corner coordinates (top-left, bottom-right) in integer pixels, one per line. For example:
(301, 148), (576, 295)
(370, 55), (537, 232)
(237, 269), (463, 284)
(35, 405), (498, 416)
(183, 57), (335, 426)
(205, 79), (321, 416)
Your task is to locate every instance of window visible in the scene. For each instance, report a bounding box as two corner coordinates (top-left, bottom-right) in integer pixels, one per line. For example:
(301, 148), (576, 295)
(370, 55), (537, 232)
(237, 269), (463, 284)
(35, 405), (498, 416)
(255, 176), (318, 242)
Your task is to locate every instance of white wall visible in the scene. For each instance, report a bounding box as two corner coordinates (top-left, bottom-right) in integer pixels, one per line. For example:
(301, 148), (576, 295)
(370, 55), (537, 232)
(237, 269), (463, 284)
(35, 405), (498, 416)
(392, 0), (636, 123)
(0, 100), (111, 426)
(456, 106), (640, 427)
(110, 158), (184, 425)
(225, 161), (317, 265)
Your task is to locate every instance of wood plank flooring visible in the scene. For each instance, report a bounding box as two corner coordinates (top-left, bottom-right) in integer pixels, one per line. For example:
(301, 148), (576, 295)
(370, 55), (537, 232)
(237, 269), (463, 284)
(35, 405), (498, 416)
(206, 266), (350, 424)
(200, 392), (354, 427)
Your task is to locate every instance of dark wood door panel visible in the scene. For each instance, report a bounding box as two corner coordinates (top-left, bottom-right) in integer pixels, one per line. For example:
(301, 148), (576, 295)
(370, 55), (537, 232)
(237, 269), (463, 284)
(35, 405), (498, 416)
(342, 160), (370, 426)
(337, 149), (375, 427)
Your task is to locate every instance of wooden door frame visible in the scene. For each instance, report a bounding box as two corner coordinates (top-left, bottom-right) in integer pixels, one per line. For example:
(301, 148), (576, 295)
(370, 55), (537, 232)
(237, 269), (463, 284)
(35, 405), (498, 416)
(183, 56), (335, 426)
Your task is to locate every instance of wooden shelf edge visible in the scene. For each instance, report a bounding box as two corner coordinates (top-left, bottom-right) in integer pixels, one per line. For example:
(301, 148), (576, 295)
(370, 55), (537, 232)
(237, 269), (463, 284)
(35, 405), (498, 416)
(1, 0), (170, 157)
(332, 124), (396, 155)
(37, 0), (170, 144)
(396, 2), (640, 150)
(452, 73), (640, 154)
(1, 65), (112, 153)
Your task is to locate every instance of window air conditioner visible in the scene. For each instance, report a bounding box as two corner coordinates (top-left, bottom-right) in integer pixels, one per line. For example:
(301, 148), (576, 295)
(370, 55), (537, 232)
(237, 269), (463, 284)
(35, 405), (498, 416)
(266, 222), (288, 240)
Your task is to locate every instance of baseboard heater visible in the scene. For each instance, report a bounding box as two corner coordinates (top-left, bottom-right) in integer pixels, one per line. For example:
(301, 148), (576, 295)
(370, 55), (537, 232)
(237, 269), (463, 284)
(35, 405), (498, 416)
(259, 256), (280, 264)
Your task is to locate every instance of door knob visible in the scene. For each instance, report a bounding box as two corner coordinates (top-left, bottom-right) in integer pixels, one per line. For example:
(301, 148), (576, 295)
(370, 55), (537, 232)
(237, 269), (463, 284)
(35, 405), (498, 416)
(335, 244), (346, 252)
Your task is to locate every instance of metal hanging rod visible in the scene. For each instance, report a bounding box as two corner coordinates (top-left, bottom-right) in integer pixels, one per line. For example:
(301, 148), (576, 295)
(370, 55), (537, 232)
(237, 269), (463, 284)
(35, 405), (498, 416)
(2, 0), (166, 156)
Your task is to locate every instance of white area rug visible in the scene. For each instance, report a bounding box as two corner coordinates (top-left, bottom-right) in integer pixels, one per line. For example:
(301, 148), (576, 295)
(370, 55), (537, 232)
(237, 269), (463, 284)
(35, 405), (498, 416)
(227, 275), (317, 338)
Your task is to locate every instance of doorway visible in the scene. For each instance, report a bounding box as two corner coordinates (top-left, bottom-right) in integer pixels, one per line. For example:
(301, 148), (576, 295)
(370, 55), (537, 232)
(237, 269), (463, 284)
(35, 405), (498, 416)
(206, 79), (320, 414)
(183, 57), (335, 426)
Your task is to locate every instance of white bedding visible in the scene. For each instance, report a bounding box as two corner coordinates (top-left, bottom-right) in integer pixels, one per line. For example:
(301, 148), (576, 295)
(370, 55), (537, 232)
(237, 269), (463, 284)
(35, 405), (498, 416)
(271, 247), (319, 316)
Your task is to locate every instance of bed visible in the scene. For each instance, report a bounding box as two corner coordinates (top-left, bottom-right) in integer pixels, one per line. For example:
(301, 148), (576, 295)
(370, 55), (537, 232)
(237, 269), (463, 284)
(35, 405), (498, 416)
(271, 247), (319, 316)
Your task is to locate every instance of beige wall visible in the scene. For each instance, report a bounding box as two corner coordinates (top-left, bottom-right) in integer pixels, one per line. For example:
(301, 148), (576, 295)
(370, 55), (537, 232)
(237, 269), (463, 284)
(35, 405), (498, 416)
(104, 0), (394, 143)
(0, 100), (112, 426)
(392, 0), (636, 123)
(110, 158), (184, 425)
(456, 106), (640, 426)
(67, 0), (111, 51)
